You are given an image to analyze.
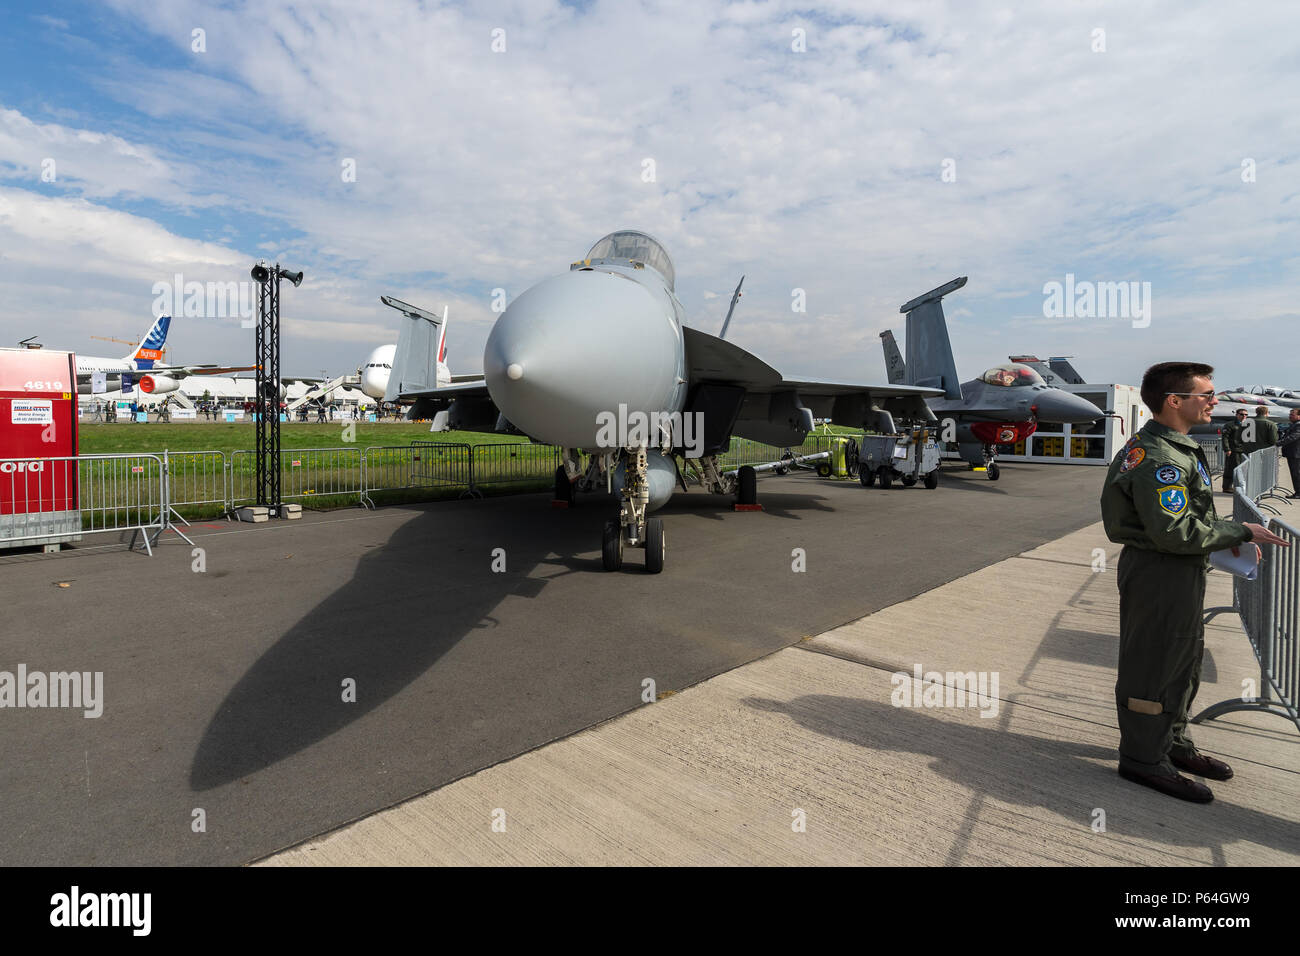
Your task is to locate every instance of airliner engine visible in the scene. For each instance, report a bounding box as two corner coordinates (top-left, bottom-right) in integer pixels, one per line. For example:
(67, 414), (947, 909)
(138, 374), (179, 394)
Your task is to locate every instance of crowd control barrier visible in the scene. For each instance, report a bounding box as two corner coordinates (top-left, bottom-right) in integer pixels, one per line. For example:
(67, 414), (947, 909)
(1195, 447), (1300, 732)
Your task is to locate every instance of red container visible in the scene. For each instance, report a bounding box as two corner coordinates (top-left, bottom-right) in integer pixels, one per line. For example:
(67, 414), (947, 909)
(0, 348), (80, 545)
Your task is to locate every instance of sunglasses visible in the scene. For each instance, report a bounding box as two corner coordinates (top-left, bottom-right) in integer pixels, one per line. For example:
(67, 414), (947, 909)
(1165, 391), (1217, 400)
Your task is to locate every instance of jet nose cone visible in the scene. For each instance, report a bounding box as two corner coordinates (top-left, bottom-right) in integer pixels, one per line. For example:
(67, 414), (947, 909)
(1034, 389), (1102, 424)
(484, 270), (682, 448)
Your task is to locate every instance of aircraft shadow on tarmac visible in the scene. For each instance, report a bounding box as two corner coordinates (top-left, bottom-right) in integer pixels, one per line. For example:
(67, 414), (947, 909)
(189, 487), (835, 790)
(743, 694), (1300, 859)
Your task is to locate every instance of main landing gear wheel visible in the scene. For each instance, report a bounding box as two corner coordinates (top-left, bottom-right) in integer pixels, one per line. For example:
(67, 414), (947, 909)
(878, 469), (893, 489)
(644, 516), (665, 574)
(859, 467), (874, 488)
(902, 475), (917, 487)
(554, 466), (573, 505)
(602, 519), (623, 571)
(924, 470), (939, 490)
(987, 462), (1001, 481)
(737, 465), (757, 505)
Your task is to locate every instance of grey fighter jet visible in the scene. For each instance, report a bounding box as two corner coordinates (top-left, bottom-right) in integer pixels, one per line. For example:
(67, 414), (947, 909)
(384, 229), (942, 572)
(880, 278), (1103, 480)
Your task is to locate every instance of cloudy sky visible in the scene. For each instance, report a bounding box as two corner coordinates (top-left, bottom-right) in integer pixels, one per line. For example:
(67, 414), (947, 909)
(1, 1), (1296, 389)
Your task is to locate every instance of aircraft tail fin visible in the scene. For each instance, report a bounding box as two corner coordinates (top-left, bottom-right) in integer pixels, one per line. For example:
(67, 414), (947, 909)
(1048, 356), (1086, 384)
(128, 314), (171, 369)
(435, 305), (449, 365)
(718, 275), (744, 340)
(880, 330), (906, 385)
(380, 295), (445, 402)
(899, 277), (966, 401)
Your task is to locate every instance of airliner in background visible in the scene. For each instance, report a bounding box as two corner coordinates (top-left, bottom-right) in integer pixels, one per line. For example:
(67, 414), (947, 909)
(358, 297), (482, 402)
(63, 314), (253, 395)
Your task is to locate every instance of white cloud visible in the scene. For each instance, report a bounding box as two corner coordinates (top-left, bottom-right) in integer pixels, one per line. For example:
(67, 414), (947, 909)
(1, 0), (1297, 387)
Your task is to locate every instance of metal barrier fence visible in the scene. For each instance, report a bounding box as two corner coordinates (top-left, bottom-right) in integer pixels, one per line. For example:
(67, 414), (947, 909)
(1193, 436), (1224, 477)
(362, 443), (473, 507)
(6, 436), (881, 551)
(163, 450), (228, 511)
(469, 443), (560, 493)
(1, 454), (168, 554)
(229, 447), (363, 507)
(1195, 447), (1300, 732)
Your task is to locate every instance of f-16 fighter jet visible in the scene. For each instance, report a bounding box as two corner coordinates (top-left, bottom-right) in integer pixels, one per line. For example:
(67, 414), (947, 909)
(386, 230), (941, 572)
(881, 277), (1102, 479)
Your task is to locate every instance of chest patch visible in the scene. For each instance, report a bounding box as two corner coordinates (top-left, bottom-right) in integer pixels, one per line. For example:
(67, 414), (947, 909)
(1158, 485), (1188, 517)
(1121, 447), (1146, 473)
(1155, 464), (1182, 484)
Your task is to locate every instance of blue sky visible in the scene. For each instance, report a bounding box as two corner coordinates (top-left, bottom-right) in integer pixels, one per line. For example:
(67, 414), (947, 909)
(1, 1), (1297, 388)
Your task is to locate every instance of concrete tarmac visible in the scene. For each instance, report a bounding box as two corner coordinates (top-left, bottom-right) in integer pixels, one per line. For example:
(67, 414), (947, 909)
(1, 463), (1107, 865)
(264, 519), (1300, 866)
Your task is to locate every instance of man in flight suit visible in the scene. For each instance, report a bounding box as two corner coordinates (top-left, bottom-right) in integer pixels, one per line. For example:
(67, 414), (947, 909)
(1100, 362), (1288, 802)
(1278, 408), (1300, 498)
(1242, 405), (1279, 457)
(1221, 407), (1248, 491)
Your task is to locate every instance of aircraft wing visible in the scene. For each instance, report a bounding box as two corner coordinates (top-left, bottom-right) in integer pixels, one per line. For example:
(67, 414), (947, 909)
(75, 364), (258, 386)
(387, 380), (491, 402)
(682, 326), (942, 446)
(751, 379), (944, 400)
(162, 365), (259, 377)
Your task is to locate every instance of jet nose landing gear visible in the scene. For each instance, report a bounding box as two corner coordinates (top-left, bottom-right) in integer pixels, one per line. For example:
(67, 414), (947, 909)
(603, 445), (668, 573)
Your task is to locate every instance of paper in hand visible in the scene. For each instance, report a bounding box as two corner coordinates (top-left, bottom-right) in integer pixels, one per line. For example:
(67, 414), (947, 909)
(1209, 544), (1260, 580)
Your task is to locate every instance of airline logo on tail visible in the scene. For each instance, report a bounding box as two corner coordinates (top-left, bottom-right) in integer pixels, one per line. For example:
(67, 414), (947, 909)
(129, 315), (171, 368)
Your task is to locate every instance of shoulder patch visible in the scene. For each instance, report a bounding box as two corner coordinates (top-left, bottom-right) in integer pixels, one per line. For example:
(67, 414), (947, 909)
(1120, 446), (1146, 473)
(1196, 460), (1210, 486)
(1158, 484), (1188, 517)
(1155, 464), (1182, 484)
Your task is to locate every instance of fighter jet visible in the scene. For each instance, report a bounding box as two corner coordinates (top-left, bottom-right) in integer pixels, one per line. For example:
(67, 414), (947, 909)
(879, 278), (1103, 479)
(385, 229), (942, 572)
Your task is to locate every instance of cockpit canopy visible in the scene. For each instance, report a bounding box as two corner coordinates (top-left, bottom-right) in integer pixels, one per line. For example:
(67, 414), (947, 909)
(980, 363), (1045, 388)
(586, 230), (675, 290)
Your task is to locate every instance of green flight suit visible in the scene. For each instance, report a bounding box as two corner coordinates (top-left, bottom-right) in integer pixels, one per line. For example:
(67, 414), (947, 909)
(1100, 420), (1251, 776)
(1222, 420), (1247, 456)
(1222, 419), (1247, 491)
(1242, 416), (1279, 456)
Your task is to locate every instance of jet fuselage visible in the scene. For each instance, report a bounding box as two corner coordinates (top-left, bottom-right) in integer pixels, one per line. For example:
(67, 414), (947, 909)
(484, 257), (689, 452)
